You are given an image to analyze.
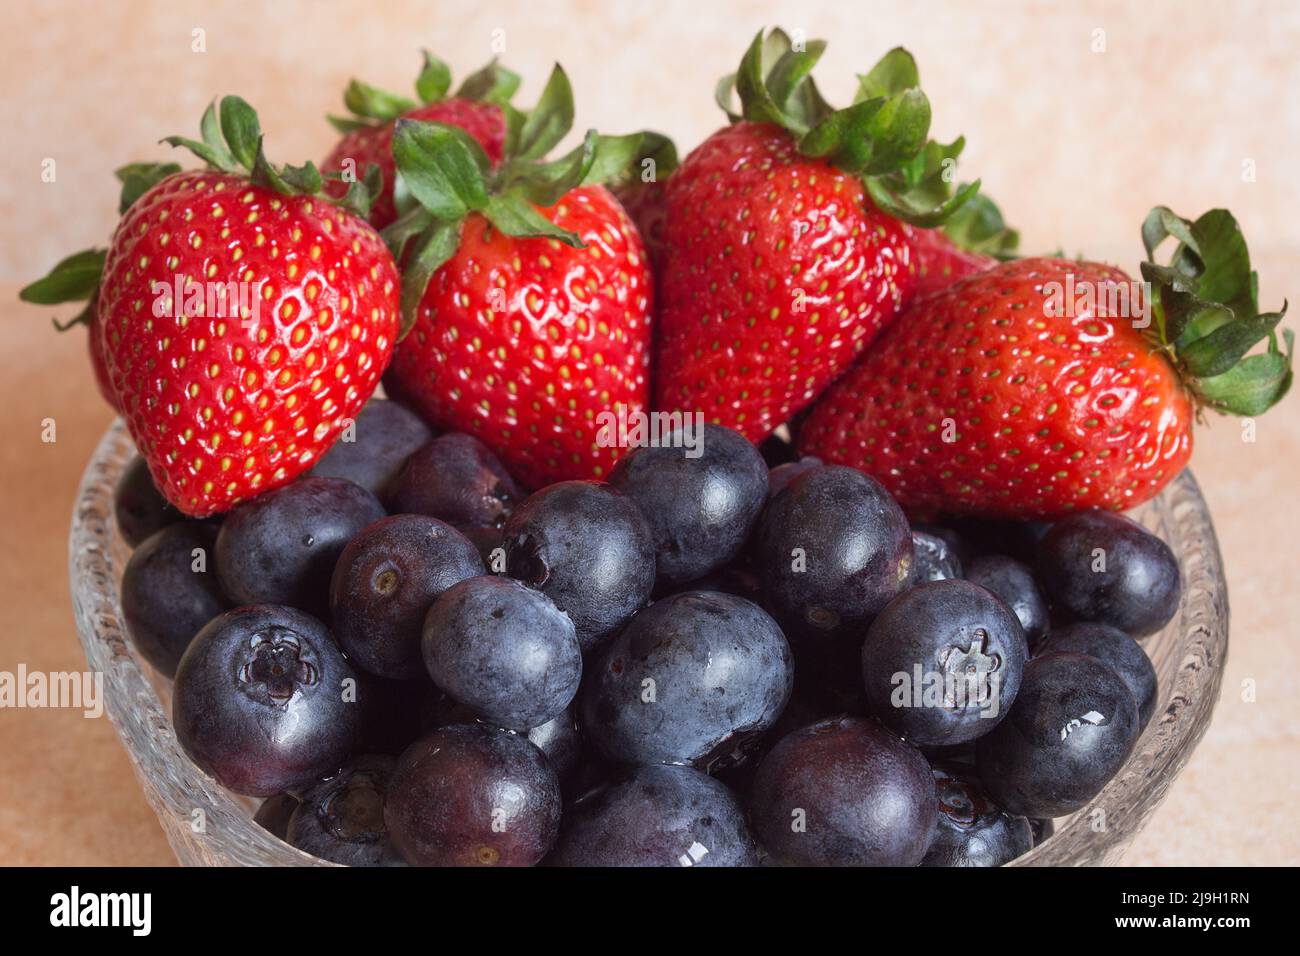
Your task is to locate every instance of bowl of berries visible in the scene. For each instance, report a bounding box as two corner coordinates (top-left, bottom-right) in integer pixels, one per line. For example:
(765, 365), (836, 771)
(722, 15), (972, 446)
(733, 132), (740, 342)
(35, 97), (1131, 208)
(50, 30), (1285, 867)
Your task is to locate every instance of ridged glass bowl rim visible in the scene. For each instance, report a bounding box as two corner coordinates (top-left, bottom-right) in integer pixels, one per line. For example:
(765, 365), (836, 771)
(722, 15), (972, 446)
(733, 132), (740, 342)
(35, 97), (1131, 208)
(69, 420), (1228, 866)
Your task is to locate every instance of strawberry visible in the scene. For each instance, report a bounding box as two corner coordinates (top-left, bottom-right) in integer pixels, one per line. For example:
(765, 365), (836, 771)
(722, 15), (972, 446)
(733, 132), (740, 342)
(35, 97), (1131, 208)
(320, 53), (517, 229)
(799, 207), (1293, 518)
(22, 98), (400, 517)
(381, 66), (653, 487)
(655, 30), (984, 442)
(904, 194), (1018, 300)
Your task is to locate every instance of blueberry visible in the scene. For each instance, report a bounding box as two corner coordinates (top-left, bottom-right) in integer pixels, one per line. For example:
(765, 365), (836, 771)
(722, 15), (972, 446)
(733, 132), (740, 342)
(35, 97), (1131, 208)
(547, 764), (757, 867)
(755, 465), (913, 641)
(921, 766), (1033, 867)
(422, 576), (582, 731)
(388, 432), (522, 528)
(1039, 622), (1158, 730)
(910, 530), (964, 583)
(286, 755), (405, 866)
(457, 523), (504, 568)
(310, 399), (434, 498)
(526, 707), (582, 787)
(253, 793), (299, 840)
(121, 522), (230, 676)
(976, 652), (1138, 817)
(609, 424), (768, 587)
(950, 517), (1053, 564)
(330, 514), (483, 679)
(912, 522), (976, 569)
(114, 455), (184, 548)
(504, 480), (655, 653)
(749, 716), (935, 866)
(384, 724), (561, 866)
(1036, 510), (1181, 637)
(964, 554), (1049, 648)
(582, 590), (793, 769)
(767, 455), (822, 499)
(862, 579), (1027, 746)
(216, 477), (385, 615)
(172, 605), (360, 795)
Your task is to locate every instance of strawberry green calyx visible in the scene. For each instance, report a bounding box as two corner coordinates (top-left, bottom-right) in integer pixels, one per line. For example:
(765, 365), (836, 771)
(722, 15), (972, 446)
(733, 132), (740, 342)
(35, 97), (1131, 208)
(938, 191), (1019, 259)
(716, 28), (979, 226)
(327, 52), (521, 134)
(1140, 206), (1292, 416)
(383, 63), (649, 335)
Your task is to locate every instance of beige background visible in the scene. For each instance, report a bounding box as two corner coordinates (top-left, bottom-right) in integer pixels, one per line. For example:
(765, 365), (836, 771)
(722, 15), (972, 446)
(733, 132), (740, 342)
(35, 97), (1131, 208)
(1, 0), (1297, 865)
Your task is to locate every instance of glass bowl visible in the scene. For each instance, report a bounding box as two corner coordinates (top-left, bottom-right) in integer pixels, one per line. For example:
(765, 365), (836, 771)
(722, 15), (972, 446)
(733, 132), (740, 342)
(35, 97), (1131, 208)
(69, 420), (1228, 866)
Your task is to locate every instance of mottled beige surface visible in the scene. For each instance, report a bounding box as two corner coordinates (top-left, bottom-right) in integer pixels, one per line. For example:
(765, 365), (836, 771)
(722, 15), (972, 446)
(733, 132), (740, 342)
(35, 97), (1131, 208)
(1, 0), (1297, 866)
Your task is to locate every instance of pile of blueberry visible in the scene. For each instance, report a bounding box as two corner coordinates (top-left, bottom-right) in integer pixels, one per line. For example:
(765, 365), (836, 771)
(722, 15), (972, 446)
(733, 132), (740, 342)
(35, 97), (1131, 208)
(118, 399), (1180, 867)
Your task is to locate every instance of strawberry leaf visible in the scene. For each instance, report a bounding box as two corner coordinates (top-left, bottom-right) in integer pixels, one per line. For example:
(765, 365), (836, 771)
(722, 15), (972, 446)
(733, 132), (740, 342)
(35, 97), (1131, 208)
(514, 65), (575, 162)
(1196, 329), (1294, 415)
(942, 193), (1019, 258)
(20, 249), (106, 305)
(219, 96), (263, 172)
(856, 47), (920, 100)
(1180, 306), (1287, 379)
(398, 219), (463, 336)
(456, 59), (522, 105)
(115, 162), (181, 213)
(484, 192), (584, 246)
(415, 51), (452, 104)
(392, 120), (490, 220)
(344, 79), (417, 121)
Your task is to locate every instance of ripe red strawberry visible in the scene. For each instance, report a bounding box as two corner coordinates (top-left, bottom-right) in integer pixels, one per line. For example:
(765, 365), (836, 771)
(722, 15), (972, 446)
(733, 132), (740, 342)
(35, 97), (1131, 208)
(381, 66), (653, 487)
(903, 193), (1020, 301)
(655, 31), (983, 442)
(799, 208), (1292, 518)
(320, 54), (516, 229)
(22, 98), (400, 517)
(607, 132), (677, 274)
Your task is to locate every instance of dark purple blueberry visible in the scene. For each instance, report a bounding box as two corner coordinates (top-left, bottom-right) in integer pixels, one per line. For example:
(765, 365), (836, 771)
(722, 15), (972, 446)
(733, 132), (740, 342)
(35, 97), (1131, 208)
(547, 764), (757, 867)
(976, 652), (1139, 817)
(388, 432), (522, 528)
(749, 716), (935, 867)
(921, 766), (1033, 867)
(286, 755), (405, 867)
(385, 724), (561, 866)
(910, 529), (964, 583)
(310, 399), (434, 498)
(755, 465), (913, 642)
(329, 514), (483, 679)
(964, 554), (1050, 648)
(912, 523), (976, 569)
(172, 605), (360, 796)
(527, 707), (582, 787)
(1035, 510), (1181, 637)
(608, 424), (768, 587)
(767, 455), (822, 498)
(1039, 622), (1158, 730)
(121, 522), (230, 677)
(215, 477), (385, 615)
(253, 793), (299, 840)
(583, 591), (793, 770)
(114, 455), (184, 548)
(504, 480), (655, 653)
(422, 576), (582, 731)
(683, 562), (763, 602)
(862, 579), (1027, 746)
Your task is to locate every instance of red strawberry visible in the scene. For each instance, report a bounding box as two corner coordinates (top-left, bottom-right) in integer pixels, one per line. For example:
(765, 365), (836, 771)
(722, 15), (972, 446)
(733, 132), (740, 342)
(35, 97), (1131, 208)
(903, 193), (1020, 301)
(321, 54), (516, 229)
(799, 208), (1292, 518)
(381, 66), (653, 487)
(655, 31), (983, 442)
(22, 98), (400, 517)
